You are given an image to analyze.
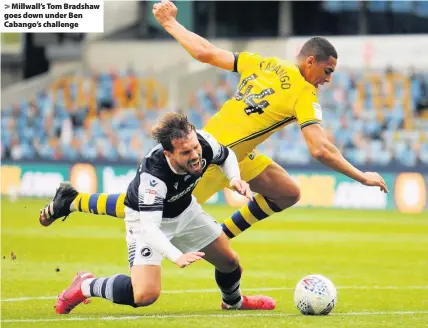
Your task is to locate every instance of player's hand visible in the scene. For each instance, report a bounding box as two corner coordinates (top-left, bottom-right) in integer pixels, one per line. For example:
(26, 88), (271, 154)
(175, 252), (205, 268)
(230, 178), (253, 200)
(153, 0), (178, 28)
(361, 172), (389, 193)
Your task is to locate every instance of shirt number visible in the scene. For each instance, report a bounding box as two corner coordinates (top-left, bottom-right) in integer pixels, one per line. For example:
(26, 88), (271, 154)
(234, 74), (275, 115)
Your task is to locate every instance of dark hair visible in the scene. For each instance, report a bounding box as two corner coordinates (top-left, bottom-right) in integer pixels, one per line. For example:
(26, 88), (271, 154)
(298, 36), (338, 61)
(151, 112), (196, 152)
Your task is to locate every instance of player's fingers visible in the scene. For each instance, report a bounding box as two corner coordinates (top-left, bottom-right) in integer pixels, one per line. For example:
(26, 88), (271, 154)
(193, 252), (205, 257)
(169, 2), (176, 10)
(381, 178), (389, 193)
(239, 182), (248, 194)
(191, 253), (204, 260)
(187, 253), (204, 260)
(187, 256), (202, 263)
(378, 179), (387, 193)
(383, 184), (389, 193)
(233, 184), (243, 195)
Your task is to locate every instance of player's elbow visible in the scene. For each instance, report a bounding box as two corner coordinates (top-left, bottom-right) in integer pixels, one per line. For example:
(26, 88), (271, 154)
(310, 145), (330, 161)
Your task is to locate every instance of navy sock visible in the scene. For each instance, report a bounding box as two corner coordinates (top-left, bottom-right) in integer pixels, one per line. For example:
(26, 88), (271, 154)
(90, 274), (137, 307)
(215, 266), (242, 305)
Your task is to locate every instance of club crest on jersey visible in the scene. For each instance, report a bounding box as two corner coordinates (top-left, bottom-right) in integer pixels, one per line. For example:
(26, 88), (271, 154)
(173, 182), (179, 189)
(141, 247), (152, 258)
(150, 180), (158, 187)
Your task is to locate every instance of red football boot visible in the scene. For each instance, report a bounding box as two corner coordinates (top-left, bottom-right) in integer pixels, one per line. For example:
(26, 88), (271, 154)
(55, 272), (94, 314)
(221, 295), (276, 310)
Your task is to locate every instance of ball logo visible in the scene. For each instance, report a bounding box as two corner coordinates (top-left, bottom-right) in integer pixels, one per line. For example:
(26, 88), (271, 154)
(141, 247), (152, 258)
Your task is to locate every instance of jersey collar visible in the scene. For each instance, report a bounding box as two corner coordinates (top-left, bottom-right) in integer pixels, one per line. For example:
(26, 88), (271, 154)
(165, 155), (186, 175)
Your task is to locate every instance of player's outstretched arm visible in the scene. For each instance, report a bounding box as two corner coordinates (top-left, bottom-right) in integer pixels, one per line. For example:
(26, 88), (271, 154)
(301, 124), (389, 193)
(152, 0), (235, 71)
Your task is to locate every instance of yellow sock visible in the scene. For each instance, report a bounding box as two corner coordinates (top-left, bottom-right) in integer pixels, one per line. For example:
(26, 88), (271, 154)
(221, 194), (281, 238)
(73, 193), (126, 218)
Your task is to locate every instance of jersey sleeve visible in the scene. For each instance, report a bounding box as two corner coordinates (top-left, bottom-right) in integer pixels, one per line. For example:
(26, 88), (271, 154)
(138, 172), (167, 213)
(233, 52), (264, 74)
(294, 86), (323, 129)
(137, 173), (183, 263)
(198, 130), (229, 165)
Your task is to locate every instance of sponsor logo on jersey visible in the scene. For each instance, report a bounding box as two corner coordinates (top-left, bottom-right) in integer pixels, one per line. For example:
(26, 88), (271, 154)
(167, 177), (202, 202)
(312, 103), (323, 120)
(144, 188), (158, 204)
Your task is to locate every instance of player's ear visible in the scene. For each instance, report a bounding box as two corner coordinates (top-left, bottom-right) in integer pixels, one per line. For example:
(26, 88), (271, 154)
(164, 150), (173, 159)
(306, 56), (315, 68)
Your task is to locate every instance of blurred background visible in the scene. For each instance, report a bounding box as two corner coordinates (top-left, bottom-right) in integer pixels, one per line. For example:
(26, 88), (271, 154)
(2, 0), (428, 213)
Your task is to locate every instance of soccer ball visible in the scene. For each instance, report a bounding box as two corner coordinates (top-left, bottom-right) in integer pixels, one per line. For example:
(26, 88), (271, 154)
(294, 274), (337, 315)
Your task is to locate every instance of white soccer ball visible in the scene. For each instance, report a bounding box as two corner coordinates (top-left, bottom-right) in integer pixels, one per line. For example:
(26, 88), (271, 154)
(294, 274), (337, 315)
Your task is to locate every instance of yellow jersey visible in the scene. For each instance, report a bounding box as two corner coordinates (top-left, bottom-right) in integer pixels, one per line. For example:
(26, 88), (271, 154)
(203, 51), (323, 160)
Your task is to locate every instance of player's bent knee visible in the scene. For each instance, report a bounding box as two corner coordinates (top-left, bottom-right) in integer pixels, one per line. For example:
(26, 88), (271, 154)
(276, 181), (301, 209)
(228, 252), (240, 270)
(289, 186), (301, 204)
(133, 289), (160, 307)
(218, 251), (240, 273)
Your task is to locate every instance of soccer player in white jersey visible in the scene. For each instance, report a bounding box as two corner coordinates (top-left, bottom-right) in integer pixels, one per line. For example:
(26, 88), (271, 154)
(54, 113), (276, 314)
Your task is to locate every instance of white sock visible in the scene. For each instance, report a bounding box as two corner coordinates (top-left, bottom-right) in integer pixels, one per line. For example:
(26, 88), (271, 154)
(81, 278), (95, 297)
(223, 297), (243, 309)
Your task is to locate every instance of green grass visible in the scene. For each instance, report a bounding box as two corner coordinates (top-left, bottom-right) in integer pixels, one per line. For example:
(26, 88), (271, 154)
(2, 199), (428, 327)
(1, 33), (21, 45)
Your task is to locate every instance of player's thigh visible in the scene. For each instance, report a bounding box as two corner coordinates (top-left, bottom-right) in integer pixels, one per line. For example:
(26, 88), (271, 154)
(248, 160), (300, 201)
(192, 165), (229, 204)
(238, 150), (274, 182)
(127, 238), (163, 305)
(125, 208), (163, 304)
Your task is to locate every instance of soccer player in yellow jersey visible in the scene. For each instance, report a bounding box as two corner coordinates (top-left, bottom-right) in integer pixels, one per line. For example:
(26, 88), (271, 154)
(40, 0), (388, 239)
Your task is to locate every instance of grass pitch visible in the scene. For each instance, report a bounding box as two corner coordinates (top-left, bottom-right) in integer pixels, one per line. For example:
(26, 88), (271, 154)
(2, 198), (428, 327)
